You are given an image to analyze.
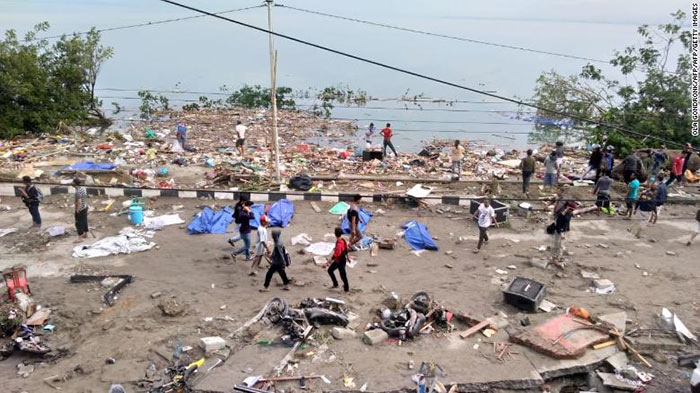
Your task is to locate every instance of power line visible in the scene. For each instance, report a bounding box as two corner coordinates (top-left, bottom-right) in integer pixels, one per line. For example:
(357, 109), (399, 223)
(158, 0), (689, 149)
(30, 4), (264, 41)
(275, 4), (612, 65)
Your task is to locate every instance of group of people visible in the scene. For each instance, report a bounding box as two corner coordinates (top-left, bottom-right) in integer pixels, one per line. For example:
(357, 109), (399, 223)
(227, 194), (360, 293)
(175, 118), (248, 157)
(19, 176), (90, 243)
(365, 123), (399, 158)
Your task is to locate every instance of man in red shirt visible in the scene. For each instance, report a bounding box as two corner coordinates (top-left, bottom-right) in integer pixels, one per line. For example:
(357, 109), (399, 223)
(380, 123), (398, 158)
(666, 154), (685, 186)
(326, 227), (349, 292)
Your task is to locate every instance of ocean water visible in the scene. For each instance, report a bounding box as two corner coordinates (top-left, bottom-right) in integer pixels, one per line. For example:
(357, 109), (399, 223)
(1, 0), (687, 150)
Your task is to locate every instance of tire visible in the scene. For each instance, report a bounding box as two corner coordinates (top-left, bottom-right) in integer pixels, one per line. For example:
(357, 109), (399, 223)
(410, 291), (431, 314)
(266, 298), (288, 323)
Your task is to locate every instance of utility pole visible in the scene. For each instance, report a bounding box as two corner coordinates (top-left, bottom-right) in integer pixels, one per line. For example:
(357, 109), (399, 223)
(266, 0), (281, 183)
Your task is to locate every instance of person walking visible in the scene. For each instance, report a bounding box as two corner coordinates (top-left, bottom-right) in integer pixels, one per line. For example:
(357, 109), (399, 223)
(176, 120), (187, 150)
(473, 199), (498, 254)
(249, 215), (271, 276)
(650, 148), (667, 177)
(550, 189), (577, 265)
(630, 185), (656, 239)
(450, 140), (466, 180)
(261, 229), (290, 292)
(687, 209), (700, 246)
(621, 151), (642, 183)
(519, 149), (536, 196)
(651, 174), (668, 224)
(19, 176), (42, 229)
(380, 123), (398, 158)
(235, 120), (247, 157)
(347, 194), (363, 249)
(666, 154), (685, 186)
(624, 173), (641, 219)
(593, 169), (614, 215)
(73, 178), (89, 242)
(326, 227), (350, 292)
(229, 201), (254, 261)
(579, 145), (603, 181)
(543, 151), (559, 191)
(681, 143), (694, 185)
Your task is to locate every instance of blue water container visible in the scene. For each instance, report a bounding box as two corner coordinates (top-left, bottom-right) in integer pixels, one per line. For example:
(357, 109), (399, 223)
(129, 205), (144, 225)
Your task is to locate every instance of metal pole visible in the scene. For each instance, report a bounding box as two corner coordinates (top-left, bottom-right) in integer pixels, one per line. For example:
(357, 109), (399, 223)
(266, 0), (281, 183)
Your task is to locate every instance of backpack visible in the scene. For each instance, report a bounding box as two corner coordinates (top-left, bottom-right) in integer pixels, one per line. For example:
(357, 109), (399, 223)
(289, 175), (313, 191)
(28, 184), (43, 203)
(284, 249), (292, 267)
(233, 203), (243, 224)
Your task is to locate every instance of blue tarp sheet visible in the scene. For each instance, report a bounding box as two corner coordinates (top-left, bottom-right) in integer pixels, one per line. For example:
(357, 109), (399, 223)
(187, 206), (234, 235)
(341, 208), (373, 234)
(248, 199), (295, 229)
(267, 199), (295, 227)
(64, 161), (116, 171)
(401, 220), (438, 251)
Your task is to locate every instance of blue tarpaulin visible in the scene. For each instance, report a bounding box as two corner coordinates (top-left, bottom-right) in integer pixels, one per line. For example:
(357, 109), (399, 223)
(64, 161), (116, 171)
(401, 220), (438, 251)
(341, 208), (373, 234)
(249, 204), (266, 229)
(267, 199), (295, 227)
(187, 206), (234, 234)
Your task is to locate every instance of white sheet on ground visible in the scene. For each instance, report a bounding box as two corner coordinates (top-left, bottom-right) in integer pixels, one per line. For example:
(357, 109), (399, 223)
(72, 232), (156, 258)
(304, 242), (336, 256)
(143, 214), (185, 230)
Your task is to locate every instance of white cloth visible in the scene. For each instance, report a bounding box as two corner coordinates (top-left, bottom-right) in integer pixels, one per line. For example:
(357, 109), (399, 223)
(72, 233), (155, 258)
(477, 204), (496, 228)
(235, 124), (247, 139)
(304, 242), (336, 256)
(255, 226), (269, 255)
(142, 214), (184, 230)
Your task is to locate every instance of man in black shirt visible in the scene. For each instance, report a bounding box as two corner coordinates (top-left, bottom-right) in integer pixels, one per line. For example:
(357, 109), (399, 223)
(19, 176), (41, 228)
(579, 145), (603, 182)
(231, 201), (254, 261)
(347, 194), (362, 249)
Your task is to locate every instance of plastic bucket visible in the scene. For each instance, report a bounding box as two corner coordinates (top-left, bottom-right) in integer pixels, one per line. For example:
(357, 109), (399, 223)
(129, 205), (144, 225)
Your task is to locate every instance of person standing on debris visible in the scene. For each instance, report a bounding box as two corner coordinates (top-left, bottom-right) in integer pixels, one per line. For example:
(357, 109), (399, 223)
(621, 151), (642, 183)
(261, 228), (291, 292)
(472, 199), (498, 254)
(176, 120), (187, 150)
(651, 174), (668, 224)
(230, 201), (254, 261)
(250, 215), (271, 276)
(650, 148), (667, 177)
(519, 149), (536, 196)
(450, 140), (466, 181)
(623, 173), (641, 219)
(365, 122), (375, 147)
(579, 145), (603, 182)
(235, 120), (247, 157)
(19, 176), (42, 229)
(687, 209), (700, 246)
(555, 141), (565, 177)
(348, 194), (363, 249)
(550, 189), (577, 265)
(666, 153), (685, 186)
(543, 151), (559, 191)
(602, 146), (615, 173)
(593, 169), (614, 215)
(380, 123), (398, 158)
(73, 178), (89, 242)
(326, 227), (350, 292)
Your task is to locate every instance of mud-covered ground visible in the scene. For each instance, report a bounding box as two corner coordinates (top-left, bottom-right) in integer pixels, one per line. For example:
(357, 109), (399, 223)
(0, 184), (698, 393)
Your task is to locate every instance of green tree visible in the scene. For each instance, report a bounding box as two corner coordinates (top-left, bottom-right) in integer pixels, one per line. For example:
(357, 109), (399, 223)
(529, 10), (691, 156)
(0, 23), (113, 138)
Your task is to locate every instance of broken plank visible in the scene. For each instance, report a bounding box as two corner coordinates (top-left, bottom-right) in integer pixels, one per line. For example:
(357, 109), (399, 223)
(592, 340), (616, 350)
(310, 201), (321, 213)
(460, 320), (490, 339)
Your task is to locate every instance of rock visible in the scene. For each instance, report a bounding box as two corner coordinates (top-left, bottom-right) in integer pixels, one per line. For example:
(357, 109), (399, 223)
(92, 308), (104, 315)
(581, 271), (599, 279)
(363, 329), (389, 345)
(332, 327), (356, 340)
(17, 363), (34, 378)
(507, 265), (517, 270)
(150, 291), (162, 299)
(593, 279), (614, 289)
(158, 299), (184, 317)
(564, 250), (574, 256)
(444, 264), (454, 269)
(444, 250), (453, 255)
(529, 258), (549, 269)
(665, 251), (676, 256)
(200, 336), (226, 353)
(597, 243), (609, 249)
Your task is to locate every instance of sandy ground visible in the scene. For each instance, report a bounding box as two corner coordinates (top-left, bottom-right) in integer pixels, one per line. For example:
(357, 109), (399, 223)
(0, 188), (698, 393)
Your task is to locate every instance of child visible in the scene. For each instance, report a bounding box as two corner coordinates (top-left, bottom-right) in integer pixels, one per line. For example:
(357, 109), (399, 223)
(250, 215), (271, 276)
